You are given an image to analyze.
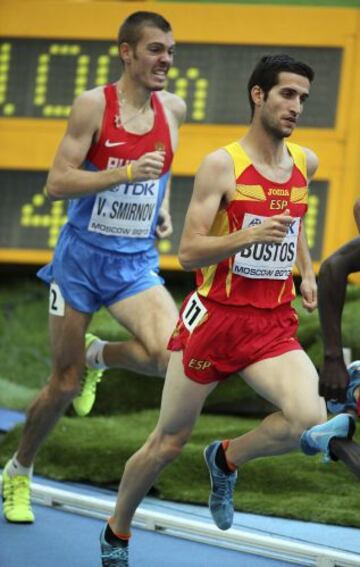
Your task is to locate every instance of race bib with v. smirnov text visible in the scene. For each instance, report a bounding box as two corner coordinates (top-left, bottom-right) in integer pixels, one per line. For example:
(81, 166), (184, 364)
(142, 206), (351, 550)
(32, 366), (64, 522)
(88, 179), (159, 238)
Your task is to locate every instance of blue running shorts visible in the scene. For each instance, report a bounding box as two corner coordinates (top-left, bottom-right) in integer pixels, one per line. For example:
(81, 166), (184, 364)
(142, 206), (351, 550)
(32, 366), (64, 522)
(37, 225), (164, 313)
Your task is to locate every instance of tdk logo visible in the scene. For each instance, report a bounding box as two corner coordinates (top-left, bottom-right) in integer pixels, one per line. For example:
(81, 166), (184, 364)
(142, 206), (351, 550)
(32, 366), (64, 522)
(124, 183), (155, 196)
(110, 182), (156, 196)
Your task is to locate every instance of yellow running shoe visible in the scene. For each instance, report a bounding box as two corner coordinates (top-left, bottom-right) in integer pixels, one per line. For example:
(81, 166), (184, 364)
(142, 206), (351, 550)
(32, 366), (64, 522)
(2, 465), (34, 523)
(72, 333), (104, 417)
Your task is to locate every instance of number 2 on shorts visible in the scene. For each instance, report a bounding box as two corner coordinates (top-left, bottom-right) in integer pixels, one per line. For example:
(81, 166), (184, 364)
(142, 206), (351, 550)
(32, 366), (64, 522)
(49, 282), (65, 316)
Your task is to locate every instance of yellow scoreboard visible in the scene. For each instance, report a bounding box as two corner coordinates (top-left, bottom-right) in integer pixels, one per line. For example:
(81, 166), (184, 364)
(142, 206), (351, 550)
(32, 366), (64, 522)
(1, 1), (360, 269)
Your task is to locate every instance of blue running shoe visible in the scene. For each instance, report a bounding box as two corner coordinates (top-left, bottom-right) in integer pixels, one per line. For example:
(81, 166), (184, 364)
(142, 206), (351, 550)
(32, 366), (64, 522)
(204, 441), (238, 530)
(300, 413), (356, 463)
(327, 361), (360, 415)
(100, 526), (129, 567)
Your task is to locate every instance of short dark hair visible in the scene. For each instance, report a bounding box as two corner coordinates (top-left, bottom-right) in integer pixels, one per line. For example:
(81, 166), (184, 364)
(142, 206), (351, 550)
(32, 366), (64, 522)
(117, 11), (172, 49)
(247, 54), (314, 117)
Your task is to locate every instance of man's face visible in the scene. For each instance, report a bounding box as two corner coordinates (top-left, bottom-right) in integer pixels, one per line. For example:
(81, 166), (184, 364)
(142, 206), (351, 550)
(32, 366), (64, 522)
(124, 26), (175, 91)
(259, 72), (310, 139)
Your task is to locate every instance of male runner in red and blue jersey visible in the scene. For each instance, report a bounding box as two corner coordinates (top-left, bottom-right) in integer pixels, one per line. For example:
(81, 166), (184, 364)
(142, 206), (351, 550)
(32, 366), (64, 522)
(2, 11), (186, 526)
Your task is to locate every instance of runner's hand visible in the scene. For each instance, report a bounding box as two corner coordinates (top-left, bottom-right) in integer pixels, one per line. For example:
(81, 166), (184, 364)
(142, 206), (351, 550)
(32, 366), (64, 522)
(156, 208), (173, 238)
(319, 356), (349, 403)
(252, 209), (293, 243)
(299, 276), (317, 312)
(131, 151), (165, 181)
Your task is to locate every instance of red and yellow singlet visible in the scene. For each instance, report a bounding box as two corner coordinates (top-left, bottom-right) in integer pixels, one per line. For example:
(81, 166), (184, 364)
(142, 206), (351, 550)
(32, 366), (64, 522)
(196, 141), (308, 309)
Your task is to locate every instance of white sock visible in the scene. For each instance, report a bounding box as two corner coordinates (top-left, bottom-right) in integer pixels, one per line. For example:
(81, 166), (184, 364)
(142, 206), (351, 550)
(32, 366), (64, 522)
(86, 339), (108, 370)
(5, 454), (33, 478)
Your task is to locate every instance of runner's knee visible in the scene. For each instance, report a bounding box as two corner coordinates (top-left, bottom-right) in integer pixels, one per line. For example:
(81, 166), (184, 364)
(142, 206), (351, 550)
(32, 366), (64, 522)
(49, 364), (84, 401)
(145, 430), (188, 466)
(289, 406), (327, 435)
(148, 347), (171, 377)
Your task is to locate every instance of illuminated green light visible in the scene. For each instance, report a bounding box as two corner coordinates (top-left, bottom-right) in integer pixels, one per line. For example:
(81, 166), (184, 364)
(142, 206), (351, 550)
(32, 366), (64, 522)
(35, 86), (46, 95)
(194, 91), (207, 100)
(175, 90), (187, 99)
(31, 215), (42, 226)
(96, 75), (108, 85)
(38, 64), (49, 75)
(39, 54), (49, 63)
(75, 76), (87, 85)
(33, 194), (45, 206)
(158, 239), (172, 253)
(193, 110), (205, 121)
(168, 68), (179, 79)
(109, 46), (118, 56)
(79, 55), (90, 64)
(40, 216), (51, 227)
(309, 195), (318, 203)
(21, 218), (31, 227)
(0, 64), (8, 74)
(50, 44), (60, 54)
(196, 79), (208, 88)
(35, 76), (47, 86)
(77, 67), (89, 77)
(22, 205), (32, 214)
(193, 100), (206, 110)
(195, 83), (208, 96)
(187, 68), (199, 79)
(52, 220), (66, 228)
(3, 103), (14, 115)
(96, 62), (110, 73)
(1, 43), (11, 53)
(34, 96), (45, 105)
(176, 78), (187, 88)
(98, 56), (109, 65)
(0, 54), (10, 64)
(54, 106), (67, 116)
(70, 46), (81, 55)
(43, 106), (52, 116)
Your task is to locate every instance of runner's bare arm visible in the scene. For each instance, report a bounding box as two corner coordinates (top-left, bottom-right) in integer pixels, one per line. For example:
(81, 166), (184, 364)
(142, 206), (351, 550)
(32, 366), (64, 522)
(294, 146), (318, 311)
(157, 174), (173, 238)
(296, 222), (317, 312)
(318, 236), (360, 401)
(155, 92), (187, 238)
(46, 91), (166, 200)
(179, 150), (293, 270)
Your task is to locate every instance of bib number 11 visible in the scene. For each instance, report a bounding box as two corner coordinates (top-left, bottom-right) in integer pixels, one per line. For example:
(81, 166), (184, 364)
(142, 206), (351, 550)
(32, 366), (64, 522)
(182, 292), (207, 332)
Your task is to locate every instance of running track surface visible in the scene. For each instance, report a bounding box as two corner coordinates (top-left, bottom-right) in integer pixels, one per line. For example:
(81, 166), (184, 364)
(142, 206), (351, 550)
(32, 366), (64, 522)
(1, 475), (360, 567)
(1, 409), (359, 566)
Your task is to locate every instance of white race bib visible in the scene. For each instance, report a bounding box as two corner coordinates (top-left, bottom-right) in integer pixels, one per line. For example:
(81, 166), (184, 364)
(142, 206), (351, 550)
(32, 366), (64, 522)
(233, 213), (300, 280)
(49, 282), (65, 316)
(88, 180), (159, 238)
(182, 292), (208, 333)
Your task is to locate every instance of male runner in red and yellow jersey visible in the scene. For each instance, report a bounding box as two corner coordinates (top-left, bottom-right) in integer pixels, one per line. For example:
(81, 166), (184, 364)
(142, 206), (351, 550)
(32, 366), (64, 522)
(98, 55), (356, 566)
